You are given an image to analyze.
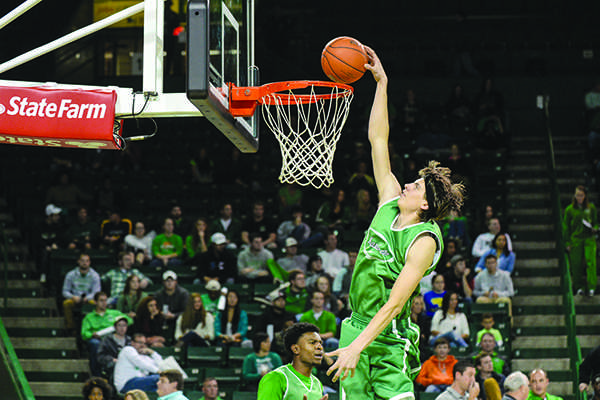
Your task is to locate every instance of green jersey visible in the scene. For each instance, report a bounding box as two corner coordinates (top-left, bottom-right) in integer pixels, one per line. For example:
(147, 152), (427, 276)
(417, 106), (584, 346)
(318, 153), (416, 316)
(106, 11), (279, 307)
(349, 196), (443, 326)
(257, 364), (323, 400)
(527, 392), (564, 400)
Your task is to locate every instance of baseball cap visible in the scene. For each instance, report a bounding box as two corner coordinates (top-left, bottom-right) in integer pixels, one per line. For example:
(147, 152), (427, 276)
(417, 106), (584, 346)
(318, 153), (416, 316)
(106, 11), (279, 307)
(285, 237), (298, 247)
(450, 254), (465, 265)
(162, 270), (177, 281)
(45, 204), (62, 216)
(211, 232), (227, 245)
(205, 280), (221, 291)
(114, 316), (129, 326)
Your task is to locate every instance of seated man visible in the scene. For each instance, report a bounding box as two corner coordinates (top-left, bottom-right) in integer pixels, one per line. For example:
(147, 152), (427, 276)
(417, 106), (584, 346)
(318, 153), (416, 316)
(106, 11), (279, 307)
(299, 291), (339, 349)
(153, 271), (189, 338)
(317, 231), (349, 279)
(114, 333), (163, 394)
(474, 352), (505, 400)
(157, 370), (189, 400)
(102, 251), (151, 304)
(276, 237), (309, 273)
(435, 359), (479, 400)
(149, 218), (184, 268)
(473, 255), (514, 318)
(284, 270), (310, 316)
(475, 332), (510, 376)
(97, 316), (131, 379)
(62, 252), (101, 334)
(199, 377), (223, 400)
(416, 337), (457, 393)
(237, 233), (273, 283)
(81, 292), (133, 377)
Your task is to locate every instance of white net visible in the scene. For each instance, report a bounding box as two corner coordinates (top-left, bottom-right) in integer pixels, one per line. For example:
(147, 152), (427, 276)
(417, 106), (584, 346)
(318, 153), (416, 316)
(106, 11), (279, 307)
(261, 83), (353, 189)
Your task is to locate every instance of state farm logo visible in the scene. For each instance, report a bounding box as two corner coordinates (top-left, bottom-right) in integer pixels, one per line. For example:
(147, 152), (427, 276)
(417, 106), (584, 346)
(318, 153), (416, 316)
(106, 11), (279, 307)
(2, 96), (107, 119)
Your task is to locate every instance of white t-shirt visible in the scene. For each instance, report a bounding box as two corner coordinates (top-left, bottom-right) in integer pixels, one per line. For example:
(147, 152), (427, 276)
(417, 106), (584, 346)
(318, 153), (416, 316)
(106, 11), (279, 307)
(318, 249), (349, 278)
(430, 310), (470, 341)
(113, 346), (162, 392)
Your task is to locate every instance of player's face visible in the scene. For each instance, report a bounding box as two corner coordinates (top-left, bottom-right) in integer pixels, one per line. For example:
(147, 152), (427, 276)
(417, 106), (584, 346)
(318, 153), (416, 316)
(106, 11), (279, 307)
(295, 332), (324, 367)
(398, 178), (428, 213)
(530, 371), (549, 397)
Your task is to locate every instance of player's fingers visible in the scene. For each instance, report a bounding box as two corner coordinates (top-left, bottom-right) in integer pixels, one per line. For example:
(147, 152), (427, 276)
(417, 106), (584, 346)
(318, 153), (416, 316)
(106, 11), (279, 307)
(303, 395), (308, 400)
(326, 360), (338, 376)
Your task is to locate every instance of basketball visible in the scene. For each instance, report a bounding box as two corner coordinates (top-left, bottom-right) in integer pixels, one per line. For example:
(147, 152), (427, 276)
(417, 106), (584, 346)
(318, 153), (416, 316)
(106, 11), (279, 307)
(321, 36), (368, 84)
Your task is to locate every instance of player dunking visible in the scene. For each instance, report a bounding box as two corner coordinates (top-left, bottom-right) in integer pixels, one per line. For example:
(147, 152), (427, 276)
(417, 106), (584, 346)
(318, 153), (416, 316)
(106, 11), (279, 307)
(326, 47), (465, 399)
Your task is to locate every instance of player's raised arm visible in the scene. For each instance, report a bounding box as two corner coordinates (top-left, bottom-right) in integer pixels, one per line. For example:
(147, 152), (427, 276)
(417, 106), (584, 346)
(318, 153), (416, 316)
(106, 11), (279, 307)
(364, 47), (401, 204)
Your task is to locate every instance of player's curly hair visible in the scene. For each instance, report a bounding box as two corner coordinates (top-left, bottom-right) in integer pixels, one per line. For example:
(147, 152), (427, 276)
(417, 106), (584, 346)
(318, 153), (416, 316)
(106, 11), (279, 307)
(283, 322), (320, 355)
(418, 160), (466, 221)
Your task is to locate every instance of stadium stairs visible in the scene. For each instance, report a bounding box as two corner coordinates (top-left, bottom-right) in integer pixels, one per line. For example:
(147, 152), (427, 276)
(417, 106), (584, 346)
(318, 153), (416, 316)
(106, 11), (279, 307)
(506, 132), (599, 400)
(0, 196), (87, 400)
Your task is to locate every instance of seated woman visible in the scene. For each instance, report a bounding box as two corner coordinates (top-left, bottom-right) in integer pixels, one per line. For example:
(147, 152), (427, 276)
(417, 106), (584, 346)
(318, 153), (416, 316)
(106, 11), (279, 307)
(311, 275), (340, 316)
(429, 291), (470, 348)
(185, 218), (210, 262)
(215, 290), (251, 347)
(475, 232), (516, 274)
(242, 332), (282, 390)
(116, 275), (148, 319)
(133, 295), (167, 347)
(174, 293), (214, 348)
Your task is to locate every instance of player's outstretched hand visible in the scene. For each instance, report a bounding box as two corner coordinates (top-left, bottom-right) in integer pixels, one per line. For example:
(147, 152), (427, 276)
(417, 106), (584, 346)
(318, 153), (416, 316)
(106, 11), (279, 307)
(363, 46), (387, 85)
(303, 394), (328, 400)
(325, 346), (360, 383)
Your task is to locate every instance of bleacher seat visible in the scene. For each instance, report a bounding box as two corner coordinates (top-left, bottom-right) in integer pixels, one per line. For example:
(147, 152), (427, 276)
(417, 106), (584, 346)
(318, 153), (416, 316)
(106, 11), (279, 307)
(187, 346), (225, 368)
(227, 346), (253, 368)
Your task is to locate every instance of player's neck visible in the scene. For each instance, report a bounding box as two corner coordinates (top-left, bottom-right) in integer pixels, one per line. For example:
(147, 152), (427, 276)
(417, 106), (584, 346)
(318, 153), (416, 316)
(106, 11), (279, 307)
(393, 212), (421, 229)
(291, 359), (313, 378)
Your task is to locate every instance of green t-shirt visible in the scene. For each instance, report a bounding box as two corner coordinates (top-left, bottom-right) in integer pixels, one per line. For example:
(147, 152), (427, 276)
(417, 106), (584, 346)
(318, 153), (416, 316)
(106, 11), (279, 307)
(563, 202), (598, 245)
(81, 309), (133, 341)
(152, 233), (183, 257)
(257, 364), (324, 400)
(299, 309), (337, 336)
(242, 352), (283, 382)
(527, 392), (564, 400)
(349, 196), (443, 323)
(476, 328), (503, 346)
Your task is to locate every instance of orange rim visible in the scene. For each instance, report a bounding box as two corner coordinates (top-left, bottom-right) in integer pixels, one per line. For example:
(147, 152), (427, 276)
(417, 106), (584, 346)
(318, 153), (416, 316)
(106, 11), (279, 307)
(258, 80), (354, 105)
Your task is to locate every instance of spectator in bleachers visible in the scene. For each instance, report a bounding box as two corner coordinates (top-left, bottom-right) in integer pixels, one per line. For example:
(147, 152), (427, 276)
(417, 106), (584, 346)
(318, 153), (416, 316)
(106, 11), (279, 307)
(435, 359), (479, 400)
(153, 270), (189, 337)
(210, 203), (242, 250)
(255, 291), (296, 339)
(94, 176), (121, 219)
(528, 368), (563, 400)
(82, 377), (113, 400)
(284, 270), (310, 316)
(400, 88), (424, 138)
(149, 218), (184, 268)
(169, 204), (191, 238)
(415, 337), (457, 393)
(134, 295), (167, 348)
(424, 274), (446, 317)
(116, 275), (148, 319)
(185, 218), (210, 261)
(443, 255), (474, 303)
(102, 251), (151, 304)
(317, 231), (349, 279)
(429, 291), (470, 348)
(190, 146), (215, 185)
(278, 183), (303, 217)
(97, 316), (131, 379)
(241, 200), (278, 250)
(200, 280), (223, 315)
(215, 290), (251, 347)
(299, 290), (339, 350)
(439, 239), (460, 271)
(242, 332), (283, 390)
(445, 85), (473, 136)
(38, 203), (67, 283)
(124, 221), (156, 265)
(578, 346), (600, 393)
(314, 188), (351, 236)
(472, 78), (506, 149)
(114, 333), (163, 394)
(277, 206), (323, 249)
(474, 352), (505, 400)
(174, 292), (214, 348)
(475, 313), (503, 348)
(441, 209), (471, 254)
(45, 172), (91, 214)
(475, 233), (516, 275)
(410, 294), (431, 362)
(347, 160), (376, 201)
(349, 188), (377, 231)
(305, 254), (330, 289)
(503, 372), (531, 400)
(65, 206), (97, 251)
(195, 233), (237, 285)
(237, 233), (273, 283)
(199, 377), (222, 400)
(332, 250), (356, 299)
(563, 185), (598, 296)
(62, 252), (101, 334)
(311, 276), (340, 316)
(276, 237), (309, 273)
(81, 292), (132, 377)
(476, 332), (510, 376)
(100, 210), (132, 252)
(156, 370), (188, 400)
(472, 218), (512, 259)
(124, 389), (150, 400)
(473, 255), (514, 314)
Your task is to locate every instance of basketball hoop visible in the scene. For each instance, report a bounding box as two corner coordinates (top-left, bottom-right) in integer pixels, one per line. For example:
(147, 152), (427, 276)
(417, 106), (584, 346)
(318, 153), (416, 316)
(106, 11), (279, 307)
(230, 80), (354, 189)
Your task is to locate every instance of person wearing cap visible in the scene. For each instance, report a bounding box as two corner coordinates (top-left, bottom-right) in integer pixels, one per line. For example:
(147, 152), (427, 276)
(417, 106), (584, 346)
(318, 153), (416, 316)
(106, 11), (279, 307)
(97, 315), (132, 377)
(237, 233), (274, 283)
(276, 237), (309, 273)
(149, 218), (184, 268)
(579, 345), (600, 393)
(443, 254), (473, 302)
(153, 271), (189, 337)
(527, 368), (563, 400)
(195, 232), (237, 285)
(256, 291), (296, 337)
(81, 291), (133, 377)
(201, 280), (223, 314)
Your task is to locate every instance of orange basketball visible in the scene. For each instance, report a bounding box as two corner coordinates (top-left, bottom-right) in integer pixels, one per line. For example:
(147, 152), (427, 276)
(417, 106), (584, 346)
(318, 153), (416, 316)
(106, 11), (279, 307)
(321, 36), (368, 84)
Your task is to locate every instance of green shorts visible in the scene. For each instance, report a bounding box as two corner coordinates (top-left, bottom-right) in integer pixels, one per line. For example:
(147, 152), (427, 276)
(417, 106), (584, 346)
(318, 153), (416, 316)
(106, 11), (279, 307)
(339, 314), (421, 400)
